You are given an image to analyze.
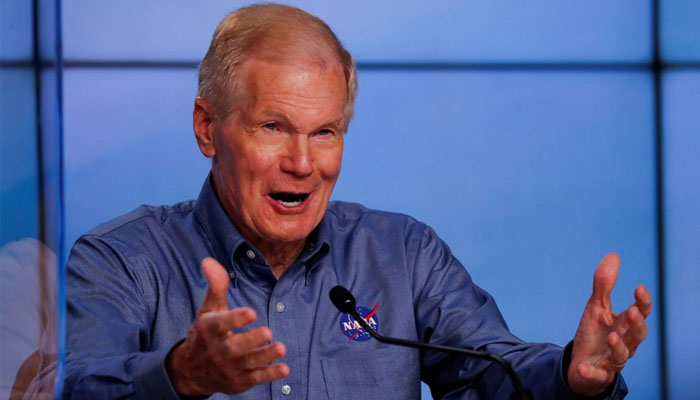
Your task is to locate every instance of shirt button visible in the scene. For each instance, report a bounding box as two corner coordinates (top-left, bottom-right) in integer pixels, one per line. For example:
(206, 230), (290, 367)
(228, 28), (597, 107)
(246, 250), (255, 259)
(276, 302), (285, 313)
(228, 271), (235, 279)
(281, 384), (291, 395)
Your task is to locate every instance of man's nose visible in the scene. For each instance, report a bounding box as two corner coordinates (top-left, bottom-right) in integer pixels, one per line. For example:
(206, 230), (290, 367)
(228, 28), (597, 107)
(280, 135), (313, 177)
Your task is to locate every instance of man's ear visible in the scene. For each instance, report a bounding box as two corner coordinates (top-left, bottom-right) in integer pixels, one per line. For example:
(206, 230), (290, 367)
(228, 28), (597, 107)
(193, 97), (217, 158)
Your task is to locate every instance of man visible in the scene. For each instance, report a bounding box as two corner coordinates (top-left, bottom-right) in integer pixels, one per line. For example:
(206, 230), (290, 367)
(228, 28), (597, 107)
(65, 4), (651, 399)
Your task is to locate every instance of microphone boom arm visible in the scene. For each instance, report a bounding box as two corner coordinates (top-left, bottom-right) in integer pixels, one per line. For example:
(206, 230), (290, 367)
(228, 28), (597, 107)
(349, 309), (531, 397)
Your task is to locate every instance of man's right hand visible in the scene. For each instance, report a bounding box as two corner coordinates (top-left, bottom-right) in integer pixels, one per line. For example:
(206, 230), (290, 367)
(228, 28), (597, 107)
(166, 257), (289, 396)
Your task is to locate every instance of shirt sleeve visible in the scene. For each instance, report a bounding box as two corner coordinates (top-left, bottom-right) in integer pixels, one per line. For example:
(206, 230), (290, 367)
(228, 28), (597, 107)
(63, 235), (183, 400)
(409, 225), (628, 399)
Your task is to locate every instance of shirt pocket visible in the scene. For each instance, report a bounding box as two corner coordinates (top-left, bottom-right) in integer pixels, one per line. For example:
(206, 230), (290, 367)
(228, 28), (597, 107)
(320, 345), (421, 400)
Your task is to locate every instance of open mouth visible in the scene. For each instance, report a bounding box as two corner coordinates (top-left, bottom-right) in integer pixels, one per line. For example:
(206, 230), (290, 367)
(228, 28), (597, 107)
(269, 192), (310, 208)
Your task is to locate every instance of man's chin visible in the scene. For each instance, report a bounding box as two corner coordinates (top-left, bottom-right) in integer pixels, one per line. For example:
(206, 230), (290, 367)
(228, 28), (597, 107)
(265, 226), (316, 244)
(253, 217), (317, 243)
(251, 204), (326, 246)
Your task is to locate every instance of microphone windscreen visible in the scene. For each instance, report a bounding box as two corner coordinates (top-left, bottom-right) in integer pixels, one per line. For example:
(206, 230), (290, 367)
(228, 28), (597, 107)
(329, 286), (356, 314)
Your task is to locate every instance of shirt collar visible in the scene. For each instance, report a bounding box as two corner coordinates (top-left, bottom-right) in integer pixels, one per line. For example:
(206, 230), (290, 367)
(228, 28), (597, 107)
(194, 173), (331, 271)
(194, 174), (248, 269)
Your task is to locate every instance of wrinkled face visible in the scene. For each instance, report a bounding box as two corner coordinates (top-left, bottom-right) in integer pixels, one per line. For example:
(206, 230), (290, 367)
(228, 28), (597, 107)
(206, 57), (346, 248)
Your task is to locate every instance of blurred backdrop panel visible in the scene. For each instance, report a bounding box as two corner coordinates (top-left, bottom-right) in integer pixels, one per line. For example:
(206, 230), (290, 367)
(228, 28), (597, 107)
(0, 0), (33, 62)
(663, 71), (700, 400)
(0, 68), (38, 246)
(62, 0), (651, 63)
(0, 1), (40, 396)
(1, 0), (62, 398)
(62, 67), (209, 247)
(661, 0), (700, 62)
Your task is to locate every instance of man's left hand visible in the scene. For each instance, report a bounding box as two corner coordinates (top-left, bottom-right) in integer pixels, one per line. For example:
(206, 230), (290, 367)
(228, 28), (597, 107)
(568, 253), (652, 396)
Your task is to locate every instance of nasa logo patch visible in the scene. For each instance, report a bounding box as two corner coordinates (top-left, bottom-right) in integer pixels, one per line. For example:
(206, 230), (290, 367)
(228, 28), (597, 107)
(339, 303), (379, 342)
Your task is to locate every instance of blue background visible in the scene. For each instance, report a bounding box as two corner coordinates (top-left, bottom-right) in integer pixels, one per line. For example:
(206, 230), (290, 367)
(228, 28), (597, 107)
(2, 1), (699, 398)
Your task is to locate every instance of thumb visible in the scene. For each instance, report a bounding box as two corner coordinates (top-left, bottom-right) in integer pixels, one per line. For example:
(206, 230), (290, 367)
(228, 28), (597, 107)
(198, 257), (230, 315)
(590, 252), (620, 309)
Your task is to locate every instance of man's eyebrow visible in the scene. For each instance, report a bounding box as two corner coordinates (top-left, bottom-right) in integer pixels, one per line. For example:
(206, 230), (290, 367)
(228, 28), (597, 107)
(259, 112), (343, 131)
(319, 118), (343, 130)
(259, 111), (293, 125)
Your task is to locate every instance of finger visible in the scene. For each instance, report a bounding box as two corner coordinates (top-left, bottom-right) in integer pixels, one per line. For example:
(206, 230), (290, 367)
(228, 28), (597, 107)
(590, 253), (620, 309)
(198, 308), (257, 338)
(635, 285), (652, 318)
(199, 257), (231, 314)
(611, 304), (633, 335)
(238, 342), (287, 370)
(619, 306), (648, 358)
(607, 331), (629, 371)
(228, 326), (274, 356)
(239, 363), (290, 388)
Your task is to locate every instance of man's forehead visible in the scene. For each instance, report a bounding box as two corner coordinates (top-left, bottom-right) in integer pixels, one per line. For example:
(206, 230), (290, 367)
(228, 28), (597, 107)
(243, 49), (343, 75)
(239, 56), (346, 97)
(233, 57), (347, 123)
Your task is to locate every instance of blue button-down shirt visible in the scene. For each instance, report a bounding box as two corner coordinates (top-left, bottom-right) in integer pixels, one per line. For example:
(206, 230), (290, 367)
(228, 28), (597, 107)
(65, 176), (626, 399)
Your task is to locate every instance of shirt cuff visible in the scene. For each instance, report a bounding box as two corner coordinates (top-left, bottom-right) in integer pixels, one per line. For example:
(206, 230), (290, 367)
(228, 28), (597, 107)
(132, 340), (190, 400)
(561, 341), (628, 400)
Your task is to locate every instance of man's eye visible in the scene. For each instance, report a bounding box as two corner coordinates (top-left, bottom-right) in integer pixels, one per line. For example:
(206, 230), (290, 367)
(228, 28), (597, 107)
(318, 129), (333, 136)
(263, 123), (277, 131)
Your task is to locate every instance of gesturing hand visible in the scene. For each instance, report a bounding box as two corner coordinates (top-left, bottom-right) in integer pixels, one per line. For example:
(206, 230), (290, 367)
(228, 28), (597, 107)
(166, 258), (289, 396)
(568, 253), (652, 396)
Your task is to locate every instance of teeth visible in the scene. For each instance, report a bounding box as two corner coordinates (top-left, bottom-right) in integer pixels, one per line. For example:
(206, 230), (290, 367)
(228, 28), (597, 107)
(278, 199), (302, 207)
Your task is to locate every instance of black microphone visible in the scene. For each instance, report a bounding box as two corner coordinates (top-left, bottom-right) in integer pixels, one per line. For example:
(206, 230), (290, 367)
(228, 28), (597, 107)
(329, 286), (534, 400)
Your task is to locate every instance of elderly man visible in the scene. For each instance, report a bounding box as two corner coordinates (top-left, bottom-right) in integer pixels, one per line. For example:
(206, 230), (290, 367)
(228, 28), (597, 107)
(64, 4), (651, 399)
